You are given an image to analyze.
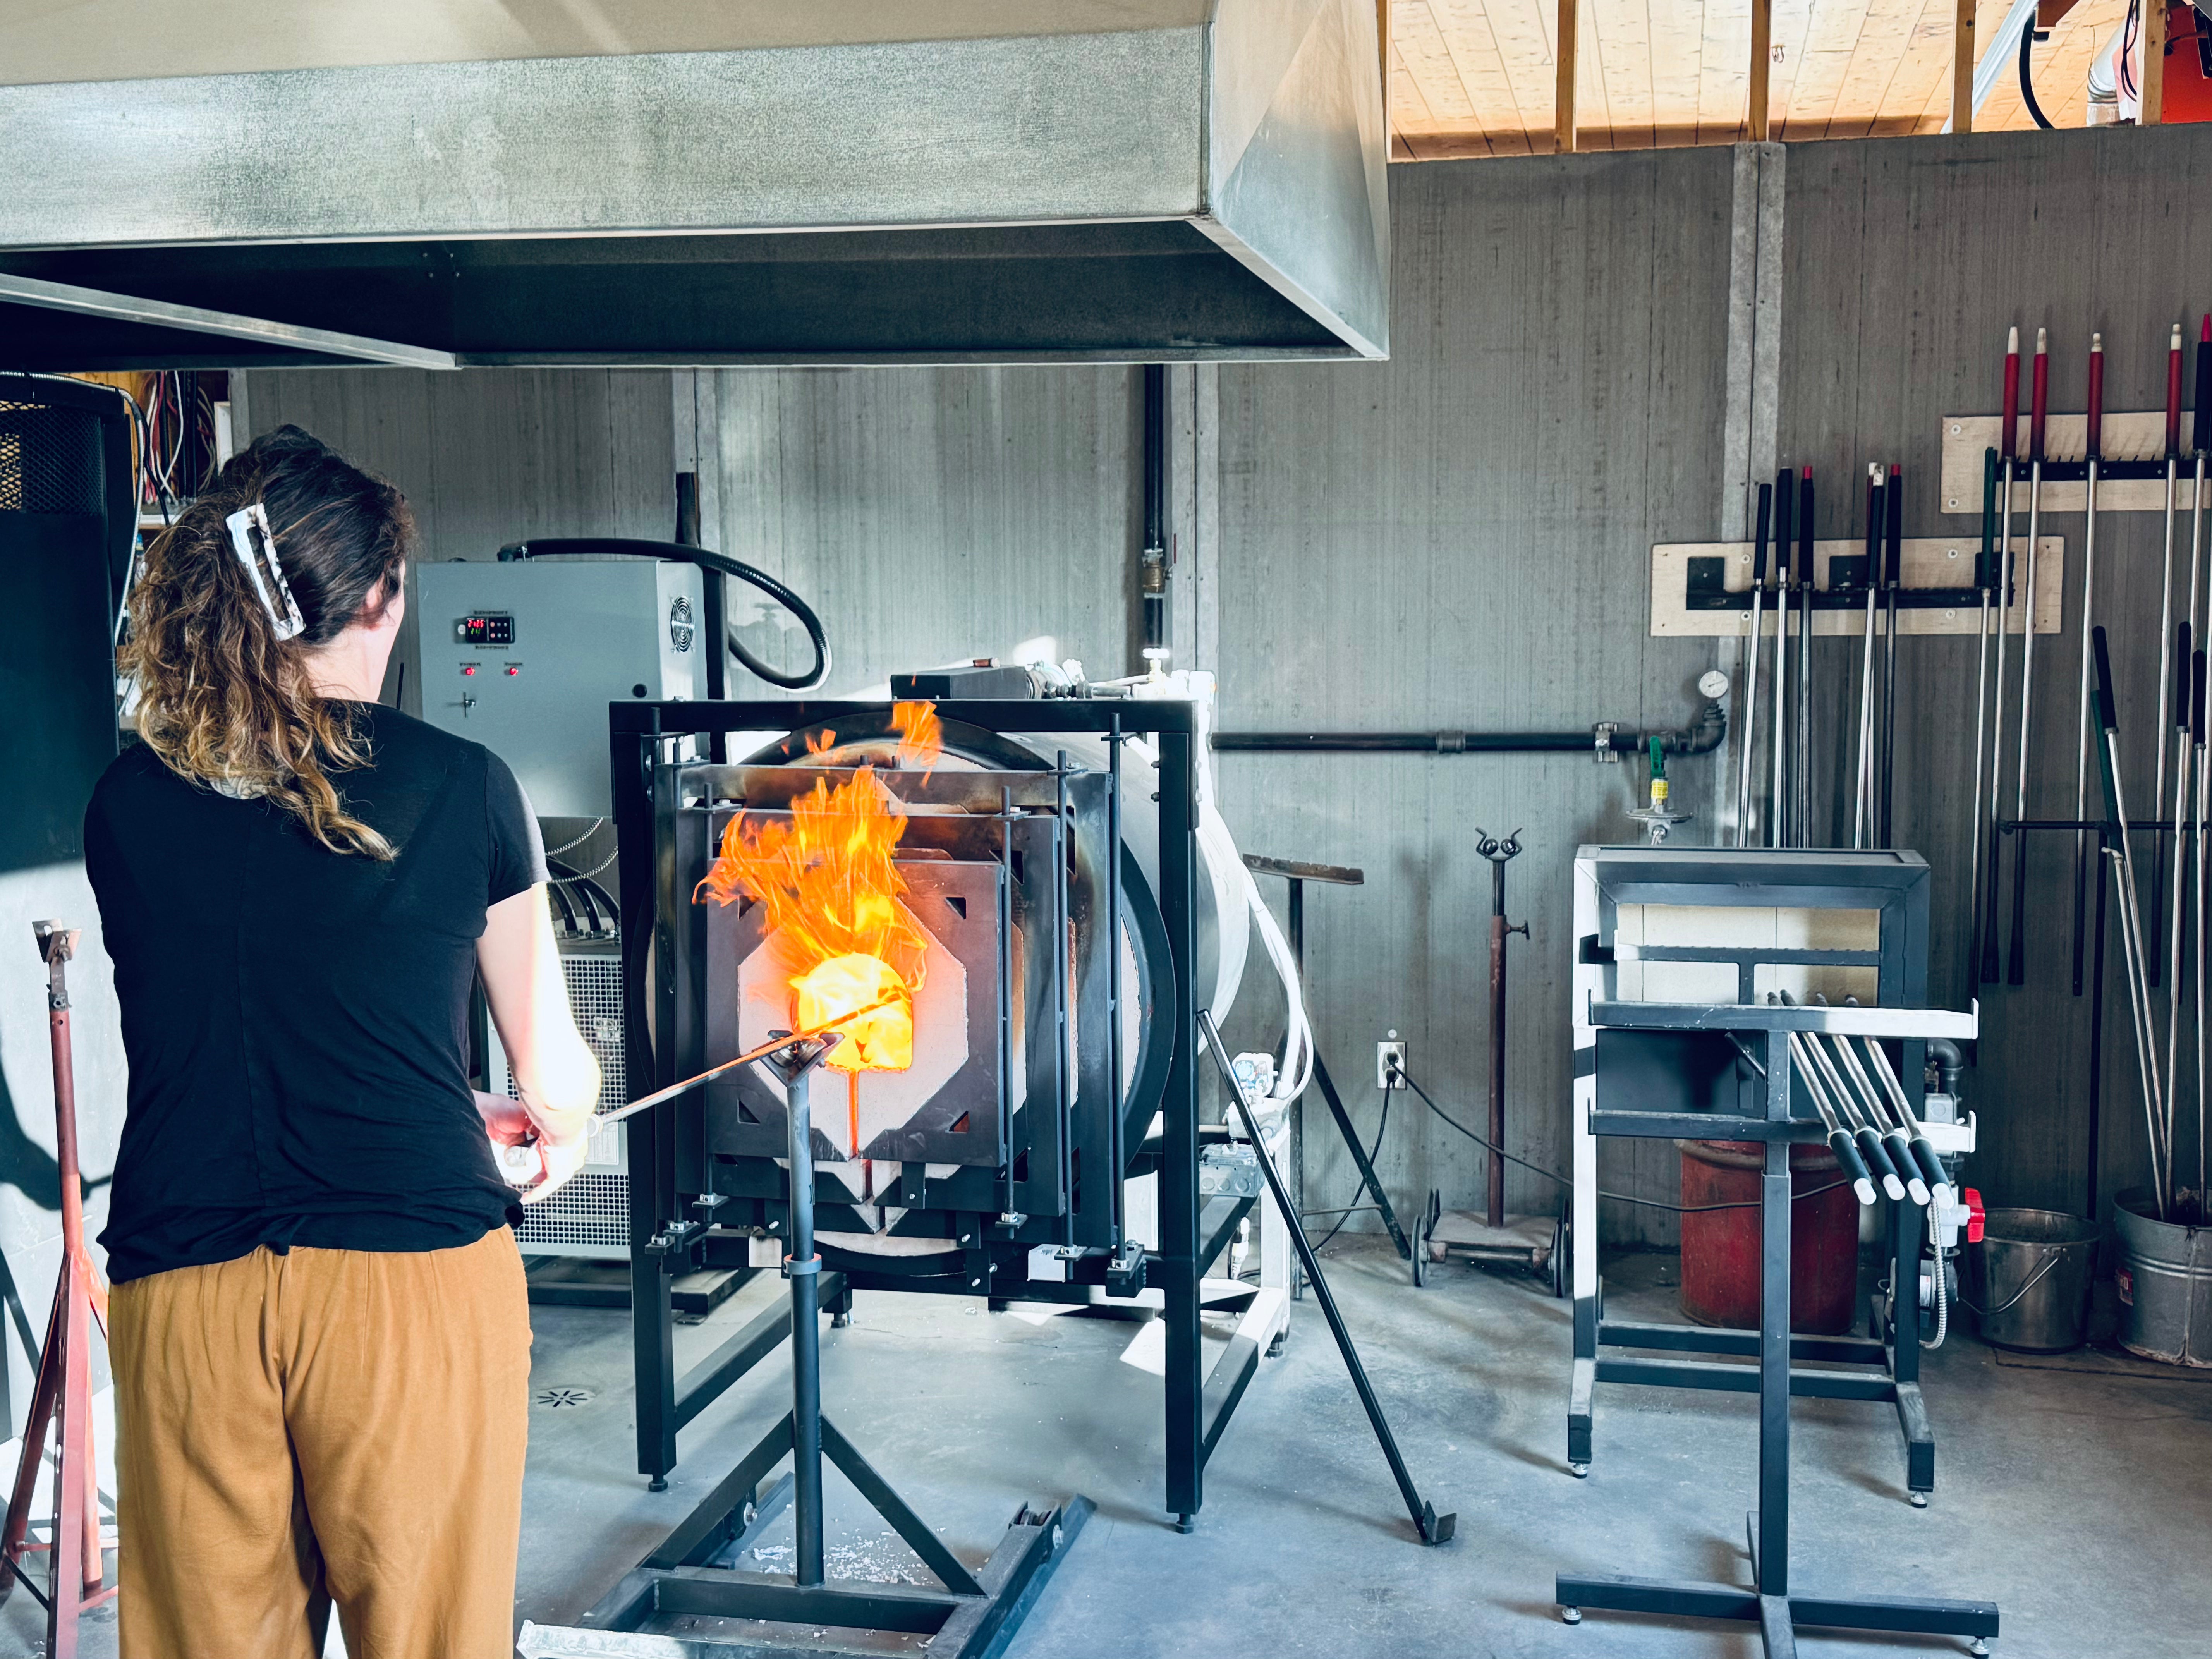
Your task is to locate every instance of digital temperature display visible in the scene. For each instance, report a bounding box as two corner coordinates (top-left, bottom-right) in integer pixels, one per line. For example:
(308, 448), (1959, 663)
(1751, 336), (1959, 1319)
(454, 613), (515, 647)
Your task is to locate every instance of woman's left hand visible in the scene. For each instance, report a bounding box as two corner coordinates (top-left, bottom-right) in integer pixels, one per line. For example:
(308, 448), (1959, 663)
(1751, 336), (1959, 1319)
(476, 1090), (589, 1203)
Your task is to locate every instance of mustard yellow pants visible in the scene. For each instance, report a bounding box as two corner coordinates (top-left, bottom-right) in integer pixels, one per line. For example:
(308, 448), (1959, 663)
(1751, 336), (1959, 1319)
(108, 1228), (532, 1659)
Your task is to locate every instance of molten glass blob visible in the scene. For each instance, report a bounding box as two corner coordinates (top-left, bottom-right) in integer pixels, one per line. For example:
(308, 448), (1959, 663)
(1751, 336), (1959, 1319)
(794, 952), (913, 1072)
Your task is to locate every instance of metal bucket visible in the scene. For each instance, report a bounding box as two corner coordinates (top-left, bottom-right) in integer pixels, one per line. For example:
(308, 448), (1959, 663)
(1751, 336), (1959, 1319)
(1968, 1208), (2100, 1353)
(2114, 1190), (2212, 1367)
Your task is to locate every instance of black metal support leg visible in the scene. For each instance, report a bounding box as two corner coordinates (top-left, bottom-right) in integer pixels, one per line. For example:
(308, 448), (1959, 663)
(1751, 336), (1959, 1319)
(520, 1033), (1091, 1659)
(1199, 1012), (1454, 1546)
(1313, 1053), (1410, 1259)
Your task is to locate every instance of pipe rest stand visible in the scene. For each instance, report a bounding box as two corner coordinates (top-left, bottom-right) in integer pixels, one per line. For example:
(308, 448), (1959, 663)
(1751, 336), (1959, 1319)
(519, 1033), (1088, 1659)
(1556, 989), (1997, 1656)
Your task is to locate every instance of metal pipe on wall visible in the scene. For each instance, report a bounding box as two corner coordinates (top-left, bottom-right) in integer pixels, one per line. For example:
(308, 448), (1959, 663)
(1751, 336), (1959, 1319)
(1138, 364), (1170, 671)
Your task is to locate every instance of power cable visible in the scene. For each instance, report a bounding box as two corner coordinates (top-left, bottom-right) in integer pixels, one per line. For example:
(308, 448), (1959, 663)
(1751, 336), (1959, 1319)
(1309, 1092), (1389, 1252)
(1393, 1065), (1849, 1216)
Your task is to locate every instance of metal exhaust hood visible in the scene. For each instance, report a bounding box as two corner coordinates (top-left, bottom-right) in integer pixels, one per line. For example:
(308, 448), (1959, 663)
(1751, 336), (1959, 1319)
(0, 2), (1389, 368)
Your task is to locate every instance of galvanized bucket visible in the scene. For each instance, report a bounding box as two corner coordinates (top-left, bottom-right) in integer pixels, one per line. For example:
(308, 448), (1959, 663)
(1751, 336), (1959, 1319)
(1967, 1208), (2100, 1353)
(2114, 1190), (2212, 1367)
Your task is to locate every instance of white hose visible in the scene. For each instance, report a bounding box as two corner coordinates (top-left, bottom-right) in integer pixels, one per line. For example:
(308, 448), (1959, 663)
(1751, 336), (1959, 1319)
(1241, 864), (1314, 1106)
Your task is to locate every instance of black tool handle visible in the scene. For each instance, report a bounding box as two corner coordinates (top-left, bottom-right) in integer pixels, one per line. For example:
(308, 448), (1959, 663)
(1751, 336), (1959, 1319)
(1865, 468), (1885, 590)
(2194, 649), (2206, 748)
(1753, 482), (1772, 586)
(1830, 1130), (1877, 1206)
(1909, 1135), (1951, 1199)
(1855, 1125), (1905, 1200)
(2095, 625), (2118, 733)
(2198, 316), (2212, 454)
(1977, 449), (1998, 591)
(1882, 1128), (1928, 1203)
(1773, 467), (1794, 579)
(2178, 624), (2195, 733)
(1797, 470), (1815, 588)
(1884, 464), (1904, 589)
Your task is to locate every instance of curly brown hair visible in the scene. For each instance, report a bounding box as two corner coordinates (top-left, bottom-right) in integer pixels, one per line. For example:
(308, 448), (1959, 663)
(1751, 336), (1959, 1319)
(120, 426), (414, 859)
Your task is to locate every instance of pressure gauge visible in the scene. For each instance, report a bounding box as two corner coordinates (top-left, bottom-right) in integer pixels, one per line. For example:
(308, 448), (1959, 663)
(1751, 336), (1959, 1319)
(1698, 670), (1731, 701)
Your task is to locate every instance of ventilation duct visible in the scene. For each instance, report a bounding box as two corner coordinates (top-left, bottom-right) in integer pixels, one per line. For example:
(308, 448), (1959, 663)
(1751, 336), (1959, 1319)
(0, 2), (1389, 368)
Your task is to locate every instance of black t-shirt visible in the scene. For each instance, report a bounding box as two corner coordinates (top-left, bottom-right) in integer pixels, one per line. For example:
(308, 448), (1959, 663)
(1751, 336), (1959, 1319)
(85, 703), (547, 1284)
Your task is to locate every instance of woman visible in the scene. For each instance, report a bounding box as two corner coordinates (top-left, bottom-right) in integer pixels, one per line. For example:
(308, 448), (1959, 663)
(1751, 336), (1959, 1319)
(85, 425), (602, 1659)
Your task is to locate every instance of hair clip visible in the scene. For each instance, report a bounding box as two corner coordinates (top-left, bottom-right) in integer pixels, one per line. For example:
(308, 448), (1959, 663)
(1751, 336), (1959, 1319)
(226, 503), (306, 641)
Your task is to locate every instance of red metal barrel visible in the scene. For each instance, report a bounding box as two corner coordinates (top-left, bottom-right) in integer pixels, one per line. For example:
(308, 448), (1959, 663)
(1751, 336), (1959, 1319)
(1676, 1139), (1859, 1334)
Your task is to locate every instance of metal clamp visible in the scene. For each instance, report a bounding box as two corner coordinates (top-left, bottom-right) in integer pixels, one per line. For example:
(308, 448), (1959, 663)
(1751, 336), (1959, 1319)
(783, 1254), (821, 1278)
(1593, 721), (1621, 762)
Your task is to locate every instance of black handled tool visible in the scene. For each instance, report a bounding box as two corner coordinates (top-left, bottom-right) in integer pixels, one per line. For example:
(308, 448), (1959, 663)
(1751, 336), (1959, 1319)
(1771, 470), (1795, 846)
(1880, 464), (1903, 848)
(1737, 483), (1772, 847)
(1982, 449), (2017, 982)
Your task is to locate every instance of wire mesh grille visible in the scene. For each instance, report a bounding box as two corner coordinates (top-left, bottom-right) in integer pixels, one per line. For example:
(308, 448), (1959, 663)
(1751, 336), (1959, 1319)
(513, 948), (630, 1255)
(0, 399), (106, 515)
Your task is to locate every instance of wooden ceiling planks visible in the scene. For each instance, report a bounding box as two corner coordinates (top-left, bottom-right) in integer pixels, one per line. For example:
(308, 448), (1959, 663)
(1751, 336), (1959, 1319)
(1386, 0), (2137, 154)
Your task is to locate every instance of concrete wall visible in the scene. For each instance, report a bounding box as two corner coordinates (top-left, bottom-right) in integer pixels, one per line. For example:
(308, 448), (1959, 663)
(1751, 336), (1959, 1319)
(175, 122), (2212, 1294)
(1780, 124), (2212, 1223)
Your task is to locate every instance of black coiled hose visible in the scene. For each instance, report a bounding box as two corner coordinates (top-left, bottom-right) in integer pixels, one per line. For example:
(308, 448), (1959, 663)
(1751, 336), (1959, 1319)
(497, 538), (832, 691)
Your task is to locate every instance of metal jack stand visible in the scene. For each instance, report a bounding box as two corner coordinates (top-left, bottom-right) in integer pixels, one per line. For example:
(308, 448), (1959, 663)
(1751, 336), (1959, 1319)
(0, 923), (117, 1658)
(1555, 1000), (1996, 1656)
(1197, 1012), (1455, 1546)
(1419, 831), (1556, 1284)
(521, 1034), (1087, 1659)
(1241, 855), (1410, 1283)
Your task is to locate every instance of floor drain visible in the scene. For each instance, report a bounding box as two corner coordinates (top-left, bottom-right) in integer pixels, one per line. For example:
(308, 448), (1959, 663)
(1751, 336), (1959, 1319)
(533, 1386), (596, 1409)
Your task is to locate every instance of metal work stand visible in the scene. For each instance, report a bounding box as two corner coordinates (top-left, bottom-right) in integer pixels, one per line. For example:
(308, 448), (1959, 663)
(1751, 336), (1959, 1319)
(520, 1035), (1087, 1659)
(1567, 847), (1949, 1498)
(1555, 1000), (1996, 1656)
(1242, 855), (1410, 1270)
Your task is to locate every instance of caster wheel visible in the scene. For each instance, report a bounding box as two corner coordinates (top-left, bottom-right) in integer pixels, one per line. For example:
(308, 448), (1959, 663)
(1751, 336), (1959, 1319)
(1910, 1491), (1929, 1509)
(1567, 1462), (1590, 1479)
(1560, 1607), (1582, 1626)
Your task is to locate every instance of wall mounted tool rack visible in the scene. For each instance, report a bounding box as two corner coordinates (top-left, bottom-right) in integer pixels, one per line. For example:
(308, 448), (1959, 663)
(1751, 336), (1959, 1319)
(1556, 982), (1996, 1654)
(1650, 539), (2063, 639)
(1941, 412), (2203, 515)
(1567, 848), (1951, 1500)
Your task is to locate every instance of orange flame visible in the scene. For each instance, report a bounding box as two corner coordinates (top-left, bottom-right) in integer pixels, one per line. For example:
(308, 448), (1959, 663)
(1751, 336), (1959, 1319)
(696, 767), (927, 1073)
(891, 700), (942, 776)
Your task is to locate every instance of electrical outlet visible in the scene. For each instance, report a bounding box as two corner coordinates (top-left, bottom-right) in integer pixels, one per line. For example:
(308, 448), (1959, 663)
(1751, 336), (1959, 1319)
(1377, 1033), (1406, 1090)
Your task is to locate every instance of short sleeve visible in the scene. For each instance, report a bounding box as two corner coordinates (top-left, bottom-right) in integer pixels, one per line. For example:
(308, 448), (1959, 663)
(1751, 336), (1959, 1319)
(484, 750), (547, 906)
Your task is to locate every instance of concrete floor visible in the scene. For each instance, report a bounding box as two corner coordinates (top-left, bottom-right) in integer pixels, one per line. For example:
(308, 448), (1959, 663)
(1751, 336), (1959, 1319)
(12, 1237), (2211, 1657)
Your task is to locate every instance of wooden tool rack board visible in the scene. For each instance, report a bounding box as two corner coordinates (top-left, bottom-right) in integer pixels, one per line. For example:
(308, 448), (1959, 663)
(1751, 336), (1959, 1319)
(1941, 411), (2205, 515)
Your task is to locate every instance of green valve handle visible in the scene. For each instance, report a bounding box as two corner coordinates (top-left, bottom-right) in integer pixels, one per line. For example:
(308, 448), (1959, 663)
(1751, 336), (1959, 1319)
(1647, 735), (1668, 810)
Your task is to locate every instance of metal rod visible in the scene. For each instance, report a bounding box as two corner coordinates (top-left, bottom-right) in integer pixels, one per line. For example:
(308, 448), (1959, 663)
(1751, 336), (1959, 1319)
(1737, 482), (1772, 848)
(776, 1042), (843, 1590)
(2009, 327), (2049, 985)
(2167, 629), (2193, 1163)
(1855, 465), (1883, 849)
(2091, 626), (2169, 1218)
(2152, 324), (2187, 986)
(1983, 329), (2021, 983)
(1772, 468), (1795, 847)
(2195, 650), (2208, 1209)
(594, 1001), (895, 1129)
(1971, 449), (1999, 977)
(1796, 467), (1815, 845)
(2073, 336), (2106, 996)
(1881, 464), (1902, 847)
